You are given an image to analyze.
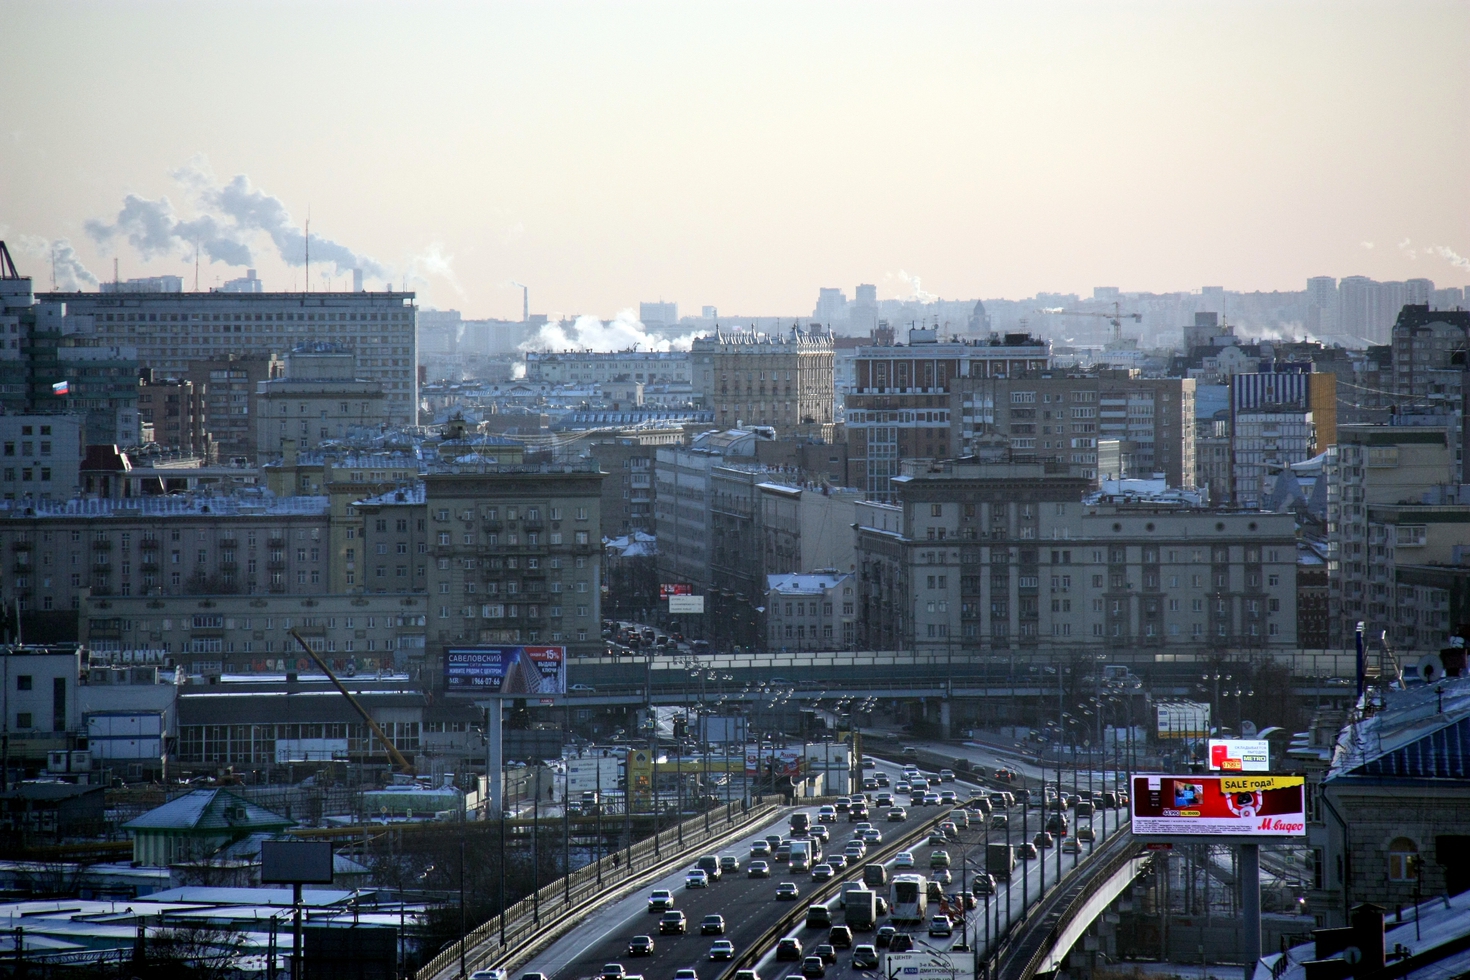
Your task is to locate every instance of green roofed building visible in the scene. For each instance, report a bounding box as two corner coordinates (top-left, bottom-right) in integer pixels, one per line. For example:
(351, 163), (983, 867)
(123, 789), (294, 866)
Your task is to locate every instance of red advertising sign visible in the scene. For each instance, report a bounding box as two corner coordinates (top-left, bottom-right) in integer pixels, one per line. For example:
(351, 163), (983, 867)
(659, 583), (693, 599)
(1130, 774), (1306, 837)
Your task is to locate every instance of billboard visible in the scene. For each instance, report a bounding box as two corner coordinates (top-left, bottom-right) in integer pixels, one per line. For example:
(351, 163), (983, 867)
(1130, 774), (1305, 837)
(669, 595), (705, 614)
(1207, 739), (1270, 772)
(744, 745), (804, 777)
(566, 756), (621, 794)
(445, 646), (566, 695)
(1156, 700), (1211, 739)
(884, 951), (975, 980)
(659, 583), (693, 599)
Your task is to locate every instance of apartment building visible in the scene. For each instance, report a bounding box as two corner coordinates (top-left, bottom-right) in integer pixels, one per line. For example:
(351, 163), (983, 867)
(765, 572), (857, 651)
(691, 325), (836, 437)
(952, 371), (1196, 489)
(136, 375), (212, 458)
(586, 428), (684, 538)
(423, 461), (606, 662)
(255, 347), (388, 456)
(855, 459), (1296, 656)
(524, 350), (690, 386)
(1363, 503), (1470, 652)
(1229, 369), (1336, 508)
(1328, 425), (1455, 646)
(0, 415), (85, 502)
(846, 330), (1050, 499)
(39, 288), (418, 425)
(184, 353), (283, 464)
(0, 646), (83, 766)
(1389, 304), (1470, 402)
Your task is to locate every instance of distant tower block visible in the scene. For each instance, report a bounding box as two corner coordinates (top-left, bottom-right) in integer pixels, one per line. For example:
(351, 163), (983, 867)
(353, 268), (363, 293)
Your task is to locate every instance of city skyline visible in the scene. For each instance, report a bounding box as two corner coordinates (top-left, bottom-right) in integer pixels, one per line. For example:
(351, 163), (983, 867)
(4, 2), (1468, 320)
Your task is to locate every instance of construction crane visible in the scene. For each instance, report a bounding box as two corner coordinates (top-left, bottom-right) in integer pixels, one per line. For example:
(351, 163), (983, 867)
(287, 629), (416, 775)
(1036, 301), (1143, 348)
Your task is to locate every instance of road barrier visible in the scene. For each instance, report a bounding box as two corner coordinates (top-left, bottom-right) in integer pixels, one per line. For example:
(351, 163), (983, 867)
(417, 798), (782, 980)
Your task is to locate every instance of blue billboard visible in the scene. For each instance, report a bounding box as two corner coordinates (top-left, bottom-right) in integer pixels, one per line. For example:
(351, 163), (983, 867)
(444, 646), (567, 696)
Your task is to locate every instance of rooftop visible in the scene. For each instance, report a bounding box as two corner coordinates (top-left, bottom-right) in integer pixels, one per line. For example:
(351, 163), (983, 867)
(1326, 675), (1470, 782)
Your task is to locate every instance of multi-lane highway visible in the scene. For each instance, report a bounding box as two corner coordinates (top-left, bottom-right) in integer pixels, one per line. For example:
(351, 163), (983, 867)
(516, 756), (1125, 980)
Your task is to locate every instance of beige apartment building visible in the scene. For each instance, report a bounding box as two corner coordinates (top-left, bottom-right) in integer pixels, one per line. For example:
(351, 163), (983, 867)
(692, 325), (835, 437)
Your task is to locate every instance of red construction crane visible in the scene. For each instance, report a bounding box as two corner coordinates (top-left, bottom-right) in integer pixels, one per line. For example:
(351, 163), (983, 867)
(1036, 302), (1143, 347)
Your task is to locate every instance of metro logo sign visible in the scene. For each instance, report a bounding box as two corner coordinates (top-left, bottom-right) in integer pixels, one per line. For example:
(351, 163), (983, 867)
(1208, 739), (1270, 773)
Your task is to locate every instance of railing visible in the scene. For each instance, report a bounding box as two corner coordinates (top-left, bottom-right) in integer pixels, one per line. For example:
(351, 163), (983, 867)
(417, 798), (781, 980)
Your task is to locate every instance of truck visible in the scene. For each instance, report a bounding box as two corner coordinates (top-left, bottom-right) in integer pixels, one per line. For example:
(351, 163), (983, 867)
(986, 842), (1015, 881)
(843, 887), (878, 930)
(790, 811), (811, 835)
(789, 839), (812, 873)
(863, 863), (888, 888)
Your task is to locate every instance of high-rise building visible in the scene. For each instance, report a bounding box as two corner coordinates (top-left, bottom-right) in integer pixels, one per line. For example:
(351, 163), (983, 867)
(639, 301), (678, 327)
(814, 288), (848, 323)
(1338, 276), (1378, 341)
(1227, 368), (1336, 508)
(184, 353), (283, 465)
(691, 325), (835, 437)
(846, 329), (1049, 499)
(38, 287), (418, 426)
(1306, 276), (1337, 334)
(136, 374), (212, 458)
(1389, 304), (1470, 402)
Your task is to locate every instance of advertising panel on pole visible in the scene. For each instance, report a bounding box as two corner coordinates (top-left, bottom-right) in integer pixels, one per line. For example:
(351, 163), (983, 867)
(884, 950), (975, 980)
(1155, 700), (1211, 739)
(566, 756), (621, 794)
(744, 745), (804, 777)
(668, 595), (705, 614)
(1207, 739), (1271, 772)
(1130, 774), (1305, 837)
(659, 583), (693, 599)
(444, 646), (567, 695)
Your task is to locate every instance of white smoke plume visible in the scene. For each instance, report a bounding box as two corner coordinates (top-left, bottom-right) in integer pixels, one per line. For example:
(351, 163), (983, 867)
(85, 155), (386, 280)
(14, 236), (98, 289)
(1431, 245), (1470, 272)
(889, 269), (937, 304)
(522, 308), (699, 353)
(405, 242), (464, 298)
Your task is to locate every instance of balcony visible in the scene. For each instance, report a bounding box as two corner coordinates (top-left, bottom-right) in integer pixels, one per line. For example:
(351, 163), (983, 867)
(268, 537), (285, 549)
(11, 540), (31, 552)
(139, 538), (159, 550)
(92, 539), (112, 550)
(218, 538), (238, 550)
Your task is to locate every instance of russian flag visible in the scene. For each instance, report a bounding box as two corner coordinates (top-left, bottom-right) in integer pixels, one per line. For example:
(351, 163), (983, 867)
(51, 380), (69, 396)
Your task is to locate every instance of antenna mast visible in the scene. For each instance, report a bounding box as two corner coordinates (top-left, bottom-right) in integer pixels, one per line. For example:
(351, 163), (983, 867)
(304, 214), (310, 294)
(194, 241), (200, 292)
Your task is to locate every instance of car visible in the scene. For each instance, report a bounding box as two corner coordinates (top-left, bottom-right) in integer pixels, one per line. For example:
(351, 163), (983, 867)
(751, 840), (772, 857)
(776, 938), (804, 960)
(877, 896), (890, 915)
(887, 807), (907, 822)
(674, 970), (699, 980)
(888, 933), (915, 953)
(971, 873), (996, 896)
(1062, 838), (1081, 854)
(647, 890), (674, 912)
(1019, 842), (1039, 860)
(686, 869), (709, 889)
(826, 854), (847, 870)
(659, 911), (688, 934)
(811, 864), (834, 882)
(928, 915), (953, 938)
(912, 778), (930, 791)
(777, 843), (793, 863)
(806, 905), (833, 929)
(990, 814), (1009, 830)
(939, 790), (959, 805)
(929, 849), (951, 868)
(875, 772), (890, 787)
(570, 683), (597, 693)
(862, 777), (879, 791)
(895, 782), (911, 794)
(721, 855), (741, 874)
(694, 856), (721, 880)
(853, 821), (874, 835)
(1077, 826), (1096, 842)
(927, 832), (948, 846)
(734, 972), (760, 980)
(627, 936), (654, 956)
(811, 825), (830, 842)
(834, 797), (851, 812)
(860, 828), (883, 844)
(817, 806), (837, 823)
(876, 792), (895, 807)
(520, 973), (549, 980)
(827, 926), (853, 949)
(1035, 832), (1055, 849)
(923, 793), (941, 807)
(969, 797), (992, 815)
(777, 881), (801, 901)
(601, 965), (626, 980)
(844, 843), (866, 860)
(875, 925), (897, 949)
(702, 914), (726, 935)
(931, 868), (952, 885)
(801, 956), (826, 978)
(709, 940), (736, 961)
(766, 835), (784, 850)
(939, 820), (959, 838)
(748, 860), (771, 878)
(894, 851), (915, 868)
(848, 805), (869, 821)
(471, 972), (508, 980)
(814, 943), (837, 964)
(941, 768), (958, 781)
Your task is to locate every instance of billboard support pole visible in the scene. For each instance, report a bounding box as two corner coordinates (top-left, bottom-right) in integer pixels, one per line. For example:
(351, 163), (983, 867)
(487, 698), (503, 817)
(1240, 842), (1260, 980)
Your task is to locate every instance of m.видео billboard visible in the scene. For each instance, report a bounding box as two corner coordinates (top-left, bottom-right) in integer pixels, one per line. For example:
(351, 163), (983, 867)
(1130, 774), (1305, 837)
(445, 646), (566, 695)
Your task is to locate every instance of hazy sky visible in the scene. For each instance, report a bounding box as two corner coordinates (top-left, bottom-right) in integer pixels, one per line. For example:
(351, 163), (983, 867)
(3, 1), (1467, 319)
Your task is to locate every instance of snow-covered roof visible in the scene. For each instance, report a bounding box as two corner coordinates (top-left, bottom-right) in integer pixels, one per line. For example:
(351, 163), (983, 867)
(1326, 676), (1470, 781)
(766, 572), (850, 595)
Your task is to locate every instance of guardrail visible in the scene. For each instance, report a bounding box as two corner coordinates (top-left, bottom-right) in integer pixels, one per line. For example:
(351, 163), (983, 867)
(417, 798), (783, 980)
(994, 826), (1142, 980)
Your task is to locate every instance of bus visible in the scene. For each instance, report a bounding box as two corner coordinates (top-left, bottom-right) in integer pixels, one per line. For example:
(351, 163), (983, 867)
(890, 874), (928, 924)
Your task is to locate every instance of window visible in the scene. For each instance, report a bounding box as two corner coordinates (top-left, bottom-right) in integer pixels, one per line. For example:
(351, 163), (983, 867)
(1387, 838), (1418, 882)
(15, 676), (31, 691)
(15, 713), (31, 729)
